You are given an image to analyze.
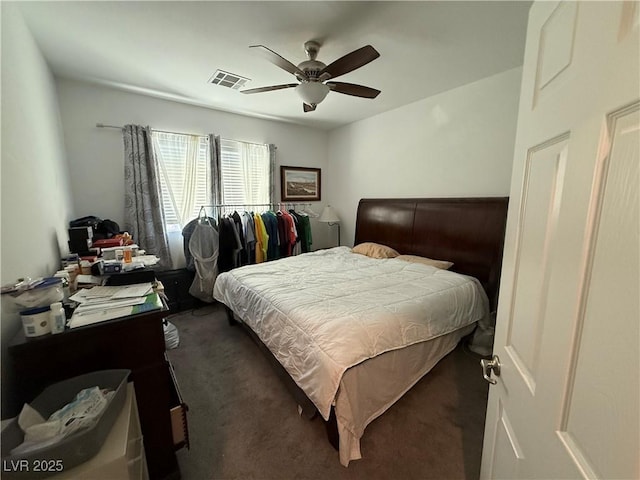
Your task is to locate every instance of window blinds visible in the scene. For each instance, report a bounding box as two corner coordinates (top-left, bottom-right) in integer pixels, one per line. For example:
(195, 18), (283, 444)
(220, 139), (271, 206)
(153, 132), (210, 230)
(153, 132), (271, 230)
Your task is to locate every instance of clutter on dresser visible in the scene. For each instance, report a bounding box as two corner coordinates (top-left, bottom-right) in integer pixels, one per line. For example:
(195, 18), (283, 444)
(3, 270), (162, 339)
(18, 306), (53, 337)
(67, 215), (133, 262)
(49, 302), (65, 334)
(63, 215), (160, 289)
(100, 244), (139, 260)
(97, 260), (122, 275)
(1, 219), (166, 340)
(1, 278), (67, 338)
(1, 278), (64, 309)
(67, 285), (163, 329)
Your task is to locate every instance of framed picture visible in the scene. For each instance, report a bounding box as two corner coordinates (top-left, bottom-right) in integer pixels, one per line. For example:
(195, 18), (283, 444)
(280, 166), (321, 201)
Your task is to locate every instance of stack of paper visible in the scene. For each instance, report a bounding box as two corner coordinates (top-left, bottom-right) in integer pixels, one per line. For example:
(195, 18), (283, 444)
(75, 275), (103, 289)
(69, 283), (158, 328)
(81, 283), (153, 300)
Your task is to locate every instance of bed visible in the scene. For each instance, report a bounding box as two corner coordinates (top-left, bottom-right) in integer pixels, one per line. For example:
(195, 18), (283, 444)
(213, 197), (508, 466)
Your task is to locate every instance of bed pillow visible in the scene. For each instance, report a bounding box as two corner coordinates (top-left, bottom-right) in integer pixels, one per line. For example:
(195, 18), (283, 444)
(396, 254), (454, 270)
(351, 242), (400, 259)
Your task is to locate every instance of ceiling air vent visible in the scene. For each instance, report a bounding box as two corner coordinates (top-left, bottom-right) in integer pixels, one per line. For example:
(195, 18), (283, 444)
(208, 70), (250, 90)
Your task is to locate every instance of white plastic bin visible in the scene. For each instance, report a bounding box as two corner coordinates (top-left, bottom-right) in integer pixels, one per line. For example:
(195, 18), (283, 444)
(1, 369), (130, 479)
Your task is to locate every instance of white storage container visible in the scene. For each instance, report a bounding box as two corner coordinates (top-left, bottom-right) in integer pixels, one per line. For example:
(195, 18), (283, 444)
(20, 306), (51, 337)
(1, 370), (130, 479)
(5, 278), (64, 310)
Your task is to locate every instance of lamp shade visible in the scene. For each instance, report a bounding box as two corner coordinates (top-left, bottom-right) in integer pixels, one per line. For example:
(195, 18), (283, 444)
(296, 82), (330, 105)
(319, 205), (340, 223)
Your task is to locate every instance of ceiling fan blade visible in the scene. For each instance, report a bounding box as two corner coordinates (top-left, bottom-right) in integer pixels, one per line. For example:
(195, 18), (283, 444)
(319, 45), (380, 79)
(250, 45), (308, 79)
(327, 81), (381, 99)
(303, 103), (316, 112)
(241, 84), (298, 94)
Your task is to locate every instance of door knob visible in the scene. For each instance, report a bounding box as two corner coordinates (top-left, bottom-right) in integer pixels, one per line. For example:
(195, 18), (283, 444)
(480, 355), (501, 385)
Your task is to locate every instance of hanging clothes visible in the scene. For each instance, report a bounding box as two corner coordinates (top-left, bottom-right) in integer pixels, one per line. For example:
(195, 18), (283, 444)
(261, 212), (280, 261)
(277, 210), (298, 258)
(218, 216), (243, 272)
(276, 212), (290, 258)
(253, 213), (269, 263)
(231, 211), (247, 266)
(193, 204), (312, 267)
(188, 219), (219, 302)
(242, 212), (257, 264)
(288, 211), (302, 256)
(301, 214), (312, 252)
(229, 217), (243, 268)
(291, 210), (313, 253)
(284, 211), (298, 251)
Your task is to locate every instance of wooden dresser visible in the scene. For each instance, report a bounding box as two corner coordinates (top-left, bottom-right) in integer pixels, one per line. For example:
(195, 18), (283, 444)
(7, 306), (187, 480)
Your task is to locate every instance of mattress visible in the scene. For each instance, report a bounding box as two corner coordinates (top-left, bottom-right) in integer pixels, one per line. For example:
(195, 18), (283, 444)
(213, 247), (489, 464)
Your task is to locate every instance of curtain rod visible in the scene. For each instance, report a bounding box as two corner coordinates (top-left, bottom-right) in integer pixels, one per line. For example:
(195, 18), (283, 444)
(96, 122), (195, 137)
(95, 123), (275, 147)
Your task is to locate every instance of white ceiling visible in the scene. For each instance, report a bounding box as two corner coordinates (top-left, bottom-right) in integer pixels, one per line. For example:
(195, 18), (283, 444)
(16, 1), (531, 130)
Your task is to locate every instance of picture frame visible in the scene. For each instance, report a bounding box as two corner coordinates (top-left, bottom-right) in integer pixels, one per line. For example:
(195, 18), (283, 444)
(280, 166), (321, 201)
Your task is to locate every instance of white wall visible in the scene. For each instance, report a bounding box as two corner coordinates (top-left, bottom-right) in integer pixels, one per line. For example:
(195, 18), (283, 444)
(1, 4), (73, 415)
(56, 79), (331, 262)
(326, 67), (522, 247)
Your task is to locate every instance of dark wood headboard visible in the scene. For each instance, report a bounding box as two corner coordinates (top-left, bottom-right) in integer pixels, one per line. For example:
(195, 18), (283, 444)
(354, 197), (509, 311)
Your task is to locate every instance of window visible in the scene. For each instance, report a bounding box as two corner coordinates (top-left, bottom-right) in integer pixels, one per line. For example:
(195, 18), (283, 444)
(220, 139), (271, 205)
(152, 131), (271, 231)
(153, 132), (211, 232)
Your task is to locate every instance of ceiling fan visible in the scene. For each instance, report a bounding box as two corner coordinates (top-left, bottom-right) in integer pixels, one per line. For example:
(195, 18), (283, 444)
(241, 41), (381, 112)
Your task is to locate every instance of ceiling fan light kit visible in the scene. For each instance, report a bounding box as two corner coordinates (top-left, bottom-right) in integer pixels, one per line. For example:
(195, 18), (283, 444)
(242, 41), (381, 112)
(296, 82), (330, 106)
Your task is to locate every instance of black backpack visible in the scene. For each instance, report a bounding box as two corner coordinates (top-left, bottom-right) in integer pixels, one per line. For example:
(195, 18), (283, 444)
(69, 215), (102, 231)
(69, 216), (120, 239)
(97, 219), (120, 238)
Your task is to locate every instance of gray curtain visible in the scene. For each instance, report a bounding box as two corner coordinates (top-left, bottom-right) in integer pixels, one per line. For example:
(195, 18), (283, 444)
(268, 143), (276, 202)
(123, 125), (172, 269)
(208, 134), (222, 209)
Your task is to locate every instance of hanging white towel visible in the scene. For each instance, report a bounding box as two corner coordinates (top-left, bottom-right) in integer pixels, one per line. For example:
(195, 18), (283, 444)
(188, 221), (219, 302)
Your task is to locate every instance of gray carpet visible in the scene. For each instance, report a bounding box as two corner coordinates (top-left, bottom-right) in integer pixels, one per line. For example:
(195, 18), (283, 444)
(166, 304), (489, 480)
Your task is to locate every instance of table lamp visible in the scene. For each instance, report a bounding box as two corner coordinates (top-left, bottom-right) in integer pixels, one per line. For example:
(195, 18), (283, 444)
(319, 205), (341, 246)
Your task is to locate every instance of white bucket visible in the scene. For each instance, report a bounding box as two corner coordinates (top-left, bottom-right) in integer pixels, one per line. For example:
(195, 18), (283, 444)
(21, 306), (52, 337)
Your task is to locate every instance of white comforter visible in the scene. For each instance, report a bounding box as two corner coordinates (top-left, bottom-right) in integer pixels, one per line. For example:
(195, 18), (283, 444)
(213, 246), (489, 421)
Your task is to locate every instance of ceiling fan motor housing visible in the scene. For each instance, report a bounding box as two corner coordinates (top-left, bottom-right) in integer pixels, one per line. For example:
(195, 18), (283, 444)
(297, 60), (326, 81)
(298, 41), (326, 81)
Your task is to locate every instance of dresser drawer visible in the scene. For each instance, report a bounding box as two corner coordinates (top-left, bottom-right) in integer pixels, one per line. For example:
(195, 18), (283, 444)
(167, 360), (189, 449)
(127, 451), (149, 480)
(126, 435), (143, 462)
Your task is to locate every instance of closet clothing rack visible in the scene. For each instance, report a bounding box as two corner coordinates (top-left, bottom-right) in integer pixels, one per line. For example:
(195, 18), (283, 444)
(199, 202), (319, 219)
(201, 203), (314, 209)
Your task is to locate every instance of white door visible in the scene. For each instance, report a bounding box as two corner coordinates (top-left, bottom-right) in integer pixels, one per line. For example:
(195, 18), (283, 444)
(481, 2), (639, 479)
